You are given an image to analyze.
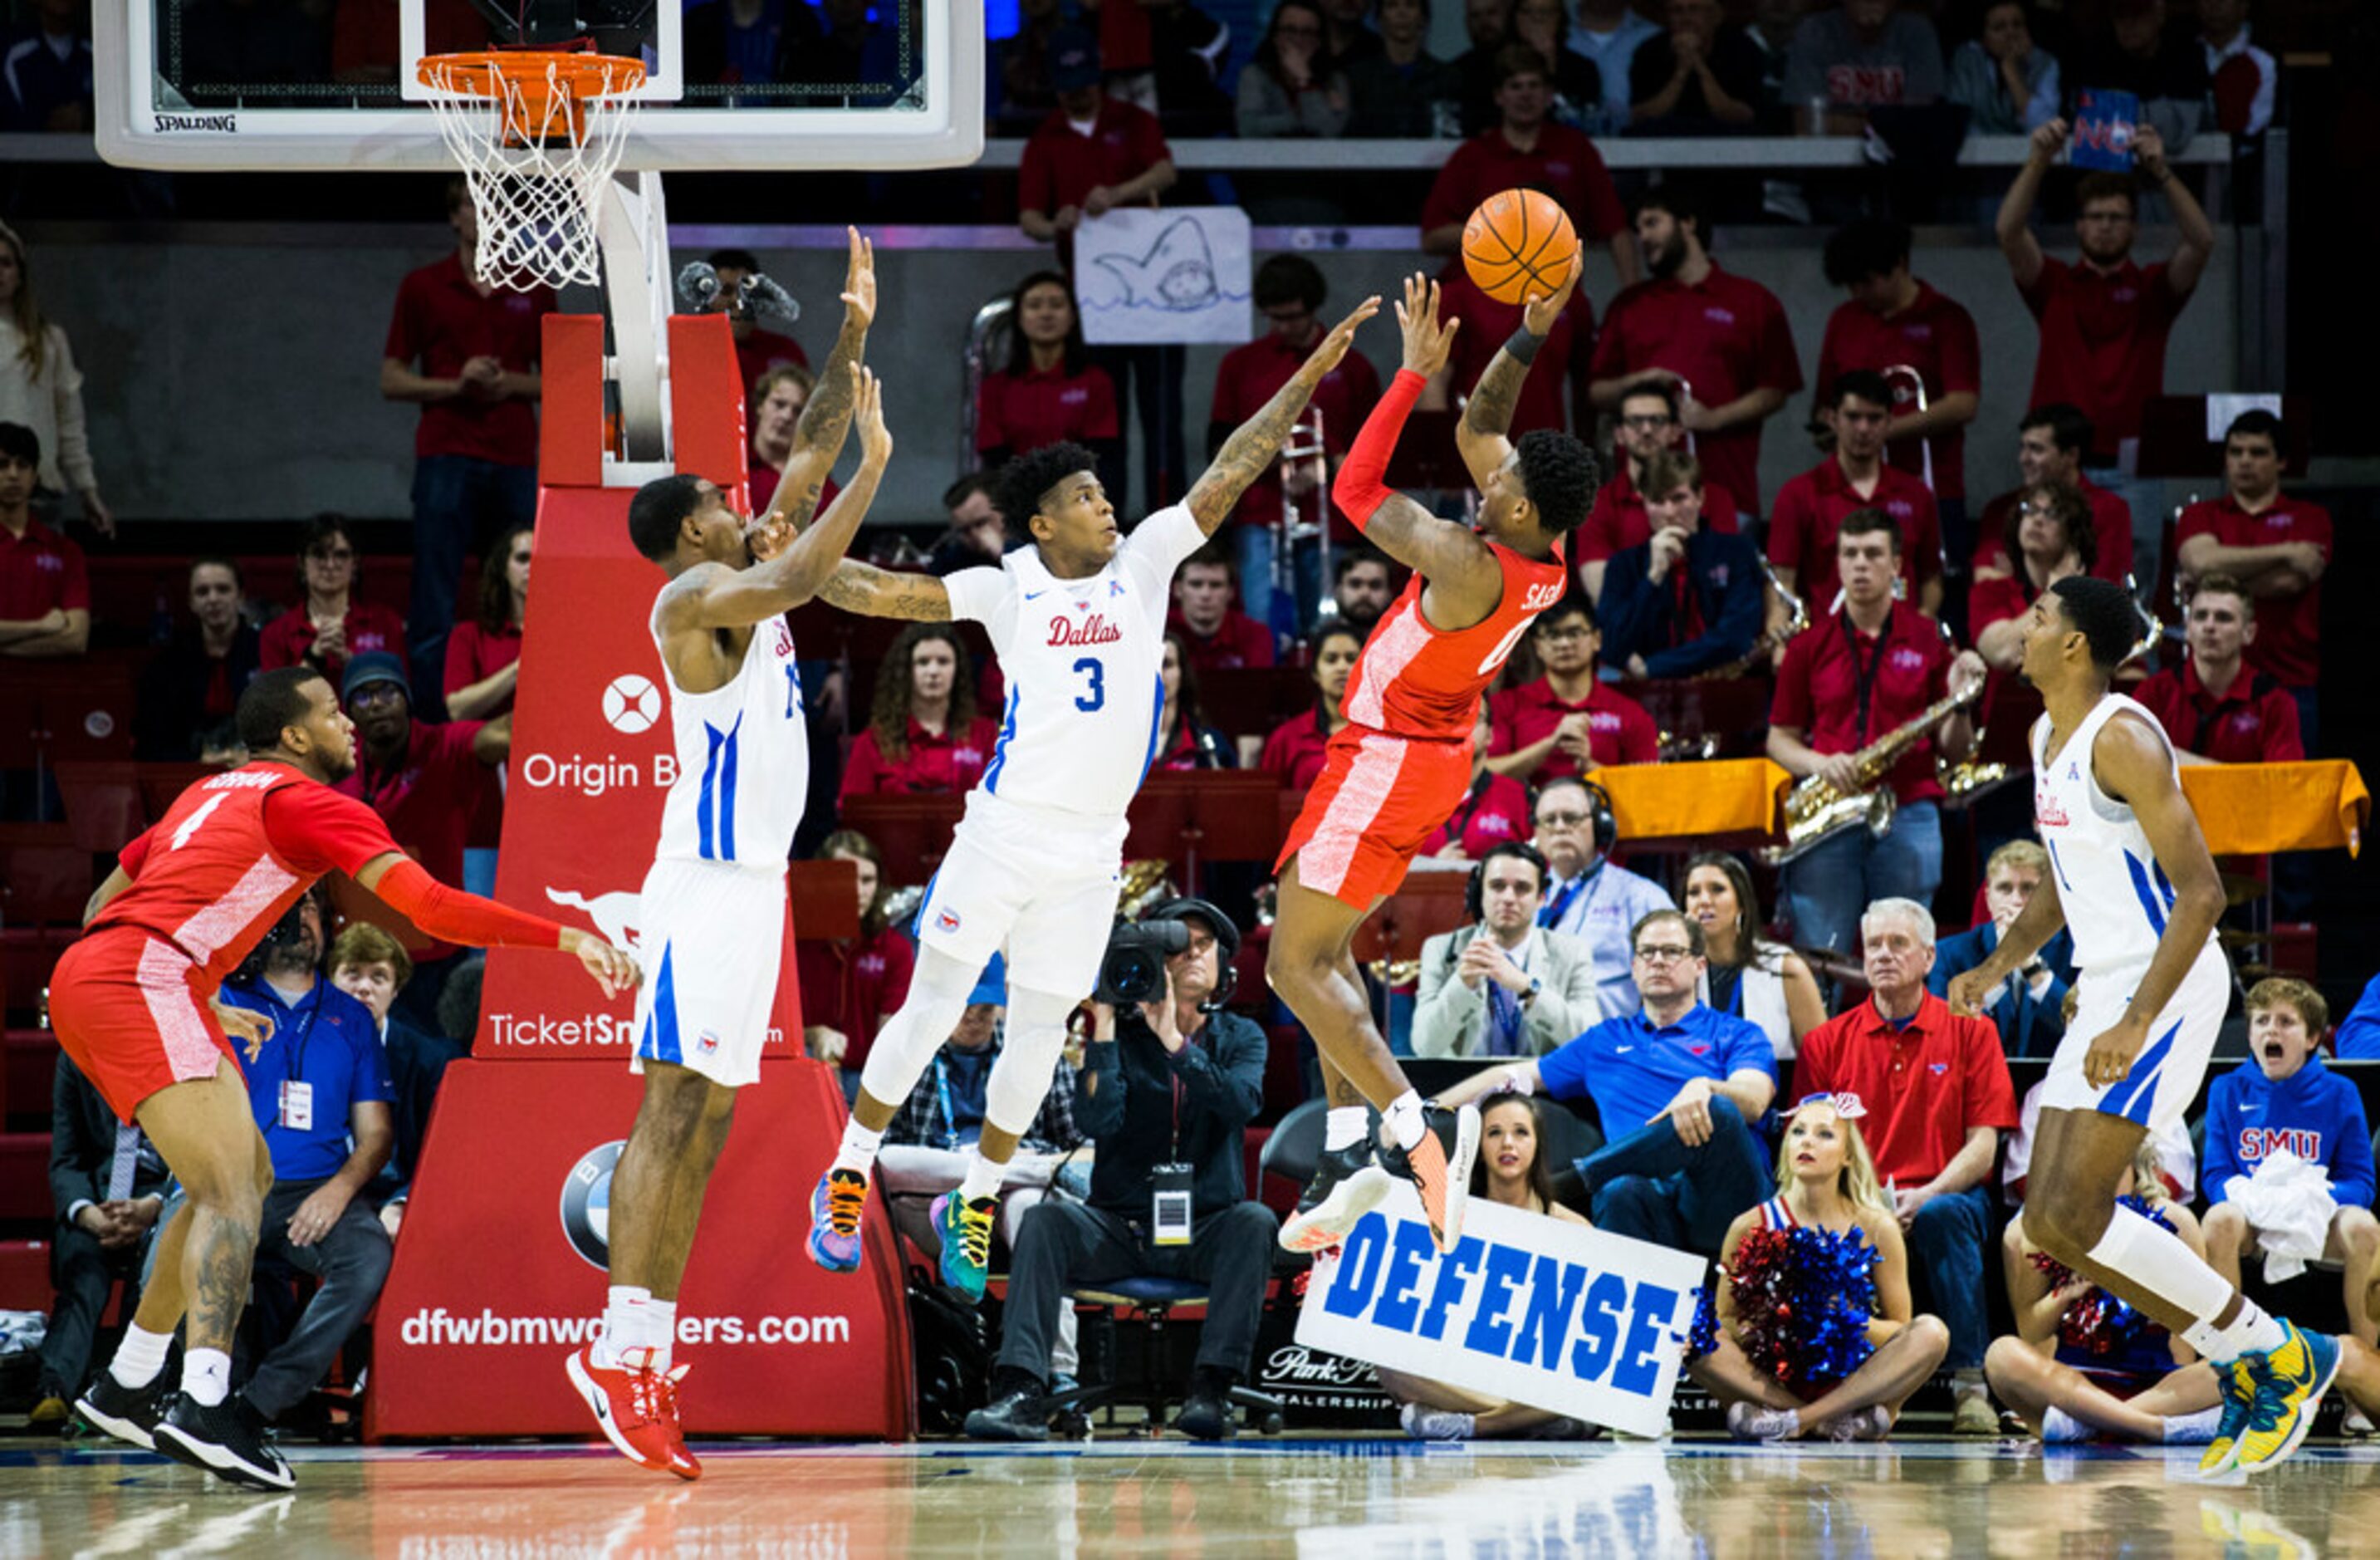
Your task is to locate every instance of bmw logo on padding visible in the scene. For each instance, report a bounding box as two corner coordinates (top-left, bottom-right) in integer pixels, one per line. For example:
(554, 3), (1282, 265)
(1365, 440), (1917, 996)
(559, 1140), (627, 1270)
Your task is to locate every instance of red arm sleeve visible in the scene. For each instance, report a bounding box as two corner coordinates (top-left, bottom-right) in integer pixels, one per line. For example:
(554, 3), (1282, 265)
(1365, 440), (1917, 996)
(374, 857), (564, 950)
(1331, 368), (1428, 529)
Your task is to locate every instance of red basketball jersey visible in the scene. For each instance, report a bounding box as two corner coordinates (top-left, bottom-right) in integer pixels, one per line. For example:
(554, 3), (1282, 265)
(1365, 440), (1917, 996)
(1341, 540), (1570, 741)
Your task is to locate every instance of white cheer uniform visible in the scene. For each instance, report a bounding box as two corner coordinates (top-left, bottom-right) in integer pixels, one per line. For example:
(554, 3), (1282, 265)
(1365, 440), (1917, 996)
(631, 611), (808, 1088)
(2032, 693), (2229, 1134)
(922, 504), (1207, 996)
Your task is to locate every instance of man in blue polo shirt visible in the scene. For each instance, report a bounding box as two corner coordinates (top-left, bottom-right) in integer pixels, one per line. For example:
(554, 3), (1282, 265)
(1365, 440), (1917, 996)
(212, 890), (396, 1435)
(1438, 906), (1775, 1257)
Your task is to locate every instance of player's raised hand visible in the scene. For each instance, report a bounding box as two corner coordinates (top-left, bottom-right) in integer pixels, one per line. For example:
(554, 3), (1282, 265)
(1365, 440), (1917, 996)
(840, 226), (876, 331)
(565, 929), (642, 1001)
(852, 365), (892, 466)
(1304, 295), (1382, 380)
(1395, 272), (1459, 379)
(1521, 259), (1582, 340)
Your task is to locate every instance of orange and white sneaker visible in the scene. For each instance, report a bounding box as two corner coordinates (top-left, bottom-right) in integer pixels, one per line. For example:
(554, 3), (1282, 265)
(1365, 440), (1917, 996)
(567, 1343), (698, 1479)
(1379, 1103), (1479, 1253)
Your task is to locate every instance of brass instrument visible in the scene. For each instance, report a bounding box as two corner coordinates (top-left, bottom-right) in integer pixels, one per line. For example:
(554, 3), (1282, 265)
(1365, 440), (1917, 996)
(1657, 728), (1721, 763)
(1760, 678), (1985, 866)
(1697, 556), (1809, 680)
(1118, 859), (1178, 920)
(1278, 406), (1332, 637)
(1878, 363), (1933, 494)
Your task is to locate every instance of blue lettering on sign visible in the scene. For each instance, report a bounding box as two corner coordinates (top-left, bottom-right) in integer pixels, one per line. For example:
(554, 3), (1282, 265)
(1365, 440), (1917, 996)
(1511, 1256), (1589, 1371)
(1323, 1212), (1391, 1317)
(1612, 1283), (1678, 1397)
(1373, 1222), (1439, 1334)
(1462, 1244), (1532, 1358)
(1417, 1237), (1484, 1341)
(1570, 1271), (1629, 1382)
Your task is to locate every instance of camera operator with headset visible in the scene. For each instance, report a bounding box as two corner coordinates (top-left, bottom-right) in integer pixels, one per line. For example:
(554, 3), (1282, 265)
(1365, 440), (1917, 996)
(966, 899), (1275, 1444)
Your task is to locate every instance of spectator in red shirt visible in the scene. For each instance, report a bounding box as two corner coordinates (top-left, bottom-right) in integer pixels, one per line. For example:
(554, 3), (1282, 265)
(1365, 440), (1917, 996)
(444, 523), (529, 722)
(380, 179), (550, 715)
(333, 651), (513, 1028)
(977, 270), (1124, 498)
(1574, 380), (1741, 602)
(1260, 619), (1365, 791)
(1795, 895), (2020, 1434)
(1330, 545), (1397, 638)
(259, 515), (408, 689)
(1168, 541), (1277, 675)
(840, 624), (1000, 804)
(1996, 118), (2215, 586)
(1153, 633), (1236, 771)
(2134, 572), (2303, 766)
(1428, 256), (1596, 444)
(1971, 483), (2095, 672)
(1596, 449), (1766, 679)
(747, 365), (810, 515)
(1770, 370), (1943, 622)
(1486, 595), (1659, 783)
(1420, 44), (1638, 289)
(2175, 409), (2327, 743)
(1816, 218), (1982, 557)
(703, 246), (808, 398)
(136, 557), (262, 761)
(1210, 255), (1382, 634)
(797, 829), (918, 1097)
(1589, 184), (1800, 521)
(0, 420), (86, 656)
(1423, 703), (1536, 861)
(1971, 403), (2134, 586)
(1767, 509), (1986, 954)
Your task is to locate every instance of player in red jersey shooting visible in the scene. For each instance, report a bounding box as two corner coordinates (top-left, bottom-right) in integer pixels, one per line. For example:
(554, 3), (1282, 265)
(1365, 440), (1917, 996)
(1268, 271), (1599, 1255)
(52, 666), (638, 1490)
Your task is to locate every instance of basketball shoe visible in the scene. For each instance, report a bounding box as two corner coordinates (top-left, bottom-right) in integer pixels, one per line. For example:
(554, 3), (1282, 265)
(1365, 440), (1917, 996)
(2233, 1322), (2340, 1474)
(74, 1370), (170, 1451)
(153, 1393), (295, 1491)
(1379, 1102), (1480, 1253)
(1278, 1140), (1393, 1254)
(567, 1343), (699, 1479)
(806, 1168), (867, 1273)
(933, 1192), (997, 1303)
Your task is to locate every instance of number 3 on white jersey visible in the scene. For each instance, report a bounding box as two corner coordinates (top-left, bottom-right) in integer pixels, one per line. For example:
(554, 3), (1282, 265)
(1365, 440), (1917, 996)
(170, 792), (229, 851)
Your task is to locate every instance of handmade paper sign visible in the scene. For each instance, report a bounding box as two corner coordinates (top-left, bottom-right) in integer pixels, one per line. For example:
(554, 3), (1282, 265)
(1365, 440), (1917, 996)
(1076, 207), (1253, 346)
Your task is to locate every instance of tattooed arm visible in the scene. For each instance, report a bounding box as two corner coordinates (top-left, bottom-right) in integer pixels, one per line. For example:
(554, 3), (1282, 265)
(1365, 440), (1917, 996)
(758, 228), (876, 536)
(1453, 264), (1579, 488)
(817, 560), (954, 621)
(1183, 296), (1380, 537)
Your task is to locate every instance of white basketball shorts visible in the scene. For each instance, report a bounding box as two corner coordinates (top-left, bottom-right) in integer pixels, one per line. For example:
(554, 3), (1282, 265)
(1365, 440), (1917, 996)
(2038, 940), (2231, 1136)
(629, 856), (785, 1090)
(915, 789), (1126, 999)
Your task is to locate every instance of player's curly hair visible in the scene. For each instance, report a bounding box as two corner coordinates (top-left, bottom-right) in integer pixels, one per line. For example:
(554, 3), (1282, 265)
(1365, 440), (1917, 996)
(2048, 575), (2142, 673)
(1511, 430), (1598, 537)
(998, 442), (1103, 529)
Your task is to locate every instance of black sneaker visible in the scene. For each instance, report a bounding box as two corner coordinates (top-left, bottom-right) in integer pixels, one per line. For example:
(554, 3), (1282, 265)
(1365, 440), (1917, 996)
(154, 1394), (296, 1491)
(74, 1371), (171, 1451)
(963, 1386), (1053, 1443)
(1174, 1368), (1236, 1442)
(1277, 1139), (1393, 1254)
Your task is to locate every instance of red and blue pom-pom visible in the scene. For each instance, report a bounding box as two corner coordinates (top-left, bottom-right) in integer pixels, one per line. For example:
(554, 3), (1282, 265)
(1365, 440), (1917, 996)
(1726, 1224), (1880, 1394)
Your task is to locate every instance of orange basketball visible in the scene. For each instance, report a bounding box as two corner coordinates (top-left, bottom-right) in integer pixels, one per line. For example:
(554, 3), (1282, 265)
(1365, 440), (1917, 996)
(1461, 188), (1579, 307)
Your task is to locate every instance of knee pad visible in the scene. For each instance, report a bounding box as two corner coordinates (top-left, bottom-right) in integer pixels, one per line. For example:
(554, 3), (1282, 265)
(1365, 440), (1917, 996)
(983, 987), (1080, 1136)
(855, 946), (982, 1108)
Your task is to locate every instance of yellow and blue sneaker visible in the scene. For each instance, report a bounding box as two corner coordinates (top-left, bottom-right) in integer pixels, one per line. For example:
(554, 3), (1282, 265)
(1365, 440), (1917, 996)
(2235, 1322), (2342, 1474)
(2198, 1354), (2260, 1475)
(932, 1191), (997, 1303)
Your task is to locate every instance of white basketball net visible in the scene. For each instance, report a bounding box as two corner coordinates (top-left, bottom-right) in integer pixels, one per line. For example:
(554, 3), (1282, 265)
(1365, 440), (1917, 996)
(419, 54), (644, 292)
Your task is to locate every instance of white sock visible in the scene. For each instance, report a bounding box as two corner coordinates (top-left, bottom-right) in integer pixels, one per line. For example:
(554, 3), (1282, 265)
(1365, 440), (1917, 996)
(1324, 1106), (1369, 1153)
(958, 1153), (1002, 1204)
(832, 1118), (884, 1178)
(2165, 1405), (2225, 1444)
(183, 1347), (231, 1408)
(2084, 1202), (2237, 1337)
(2041, 1405), (2088, 1443)
(109, 1322), (173, 1389)
(642, 1298), (678, 1373)
(2182, 1297), (2288, 1362)
(596, 1283), (650, 1368)
(1383, 1092), (1426, 1152)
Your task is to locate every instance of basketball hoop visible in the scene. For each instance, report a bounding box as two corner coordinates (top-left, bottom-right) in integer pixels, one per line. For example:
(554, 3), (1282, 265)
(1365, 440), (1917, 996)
(417, 47), (646, 291)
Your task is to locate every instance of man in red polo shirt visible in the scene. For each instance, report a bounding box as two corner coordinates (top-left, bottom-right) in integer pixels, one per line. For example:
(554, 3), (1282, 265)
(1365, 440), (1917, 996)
(1816, 217), (1981, 557)
(1421, 44), (1637, 290)
(1573, 381), (1740, 602)
(1168, 542), (1276, 674)
(1485, 595), (1658, 783)
(1769, 369), (1943, 620)
(1996, 117), (2215, 590)
(2175, 409), (2326, 747)
(1209, 255), (1381, 632)
(704, 247), (809, 398)
(1589, 185), (1799, 522)
(1971, 404), (2134, 586)
(2134, 572), (2302, 765)
(1766, 508), (1985, 955)
(1016, 27), (1178, 267)
(381, 179), (551, 717)
(0, 423), (87, 657)
(332, 651), (512, 1029)
(1796, 895), (2018, 1436)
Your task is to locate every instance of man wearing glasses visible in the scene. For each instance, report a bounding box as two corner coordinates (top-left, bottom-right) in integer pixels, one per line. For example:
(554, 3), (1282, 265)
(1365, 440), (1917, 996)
(1527, 774), (1671, 1018)
(1485, 598), (1658, 785)
(1572, 381), (1740, 605)
(1437, 907), (1776, 1257)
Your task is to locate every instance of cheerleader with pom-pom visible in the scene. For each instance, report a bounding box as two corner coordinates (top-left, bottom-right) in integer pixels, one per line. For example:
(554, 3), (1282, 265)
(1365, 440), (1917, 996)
(1692, 1092), (1951, 1440)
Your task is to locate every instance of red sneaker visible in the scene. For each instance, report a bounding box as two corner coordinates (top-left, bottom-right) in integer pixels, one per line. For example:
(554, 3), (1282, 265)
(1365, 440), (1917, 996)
(566, 1344), (698, 1478)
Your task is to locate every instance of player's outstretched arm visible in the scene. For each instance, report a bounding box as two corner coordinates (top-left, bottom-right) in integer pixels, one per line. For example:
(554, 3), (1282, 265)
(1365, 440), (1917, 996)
(1182, 296), (1380, 537)
(756, 227), (876, 537)
(355, 851), (640, 1001)
(1454, 265), (1579, 489)
(817, 560), (953, 621)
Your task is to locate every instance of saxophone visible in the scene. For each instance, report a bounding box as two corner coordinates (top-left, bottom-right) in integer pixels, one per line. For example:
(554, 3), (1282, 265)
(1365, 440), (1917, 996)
(1759, 679), (1985, 866)
(1697, 557), (1809, 681)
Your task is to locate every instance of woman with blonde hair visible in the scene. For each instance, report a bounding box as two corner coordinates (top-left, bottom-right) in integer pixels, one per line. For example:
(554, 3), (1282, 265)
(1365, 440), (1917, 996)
(0, 223), (110, 534)
(1692, 1093), (1950, 1441)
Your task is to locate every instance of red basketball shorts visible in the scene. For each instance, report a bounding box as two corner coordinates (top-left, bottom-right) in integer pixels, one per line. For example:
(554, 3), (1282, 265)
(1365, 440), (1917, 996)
(1276, 725), (1472, 909)
(50, 927), (242, 1123)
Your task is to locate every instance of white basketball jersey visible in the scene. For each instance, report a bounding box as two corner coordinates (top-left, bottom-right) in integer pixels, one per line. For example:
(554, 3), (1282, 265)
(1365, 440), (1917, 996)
(2030, 693), (2216, 974)
(649, 608), (808, 871)
(946, 503), (1207, 822)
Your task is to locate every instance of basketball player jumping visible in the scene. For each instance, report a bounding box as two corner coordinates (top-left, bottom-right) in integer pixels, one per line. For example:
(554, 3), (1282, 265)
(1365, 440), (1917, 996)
(54, 667), (638, 1489)
(1949, 575), (2336, 1474)
(800, 296), (1381, 1302)
(566, 233), (891, 1479)
(1269, 271), (1598, 1257)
